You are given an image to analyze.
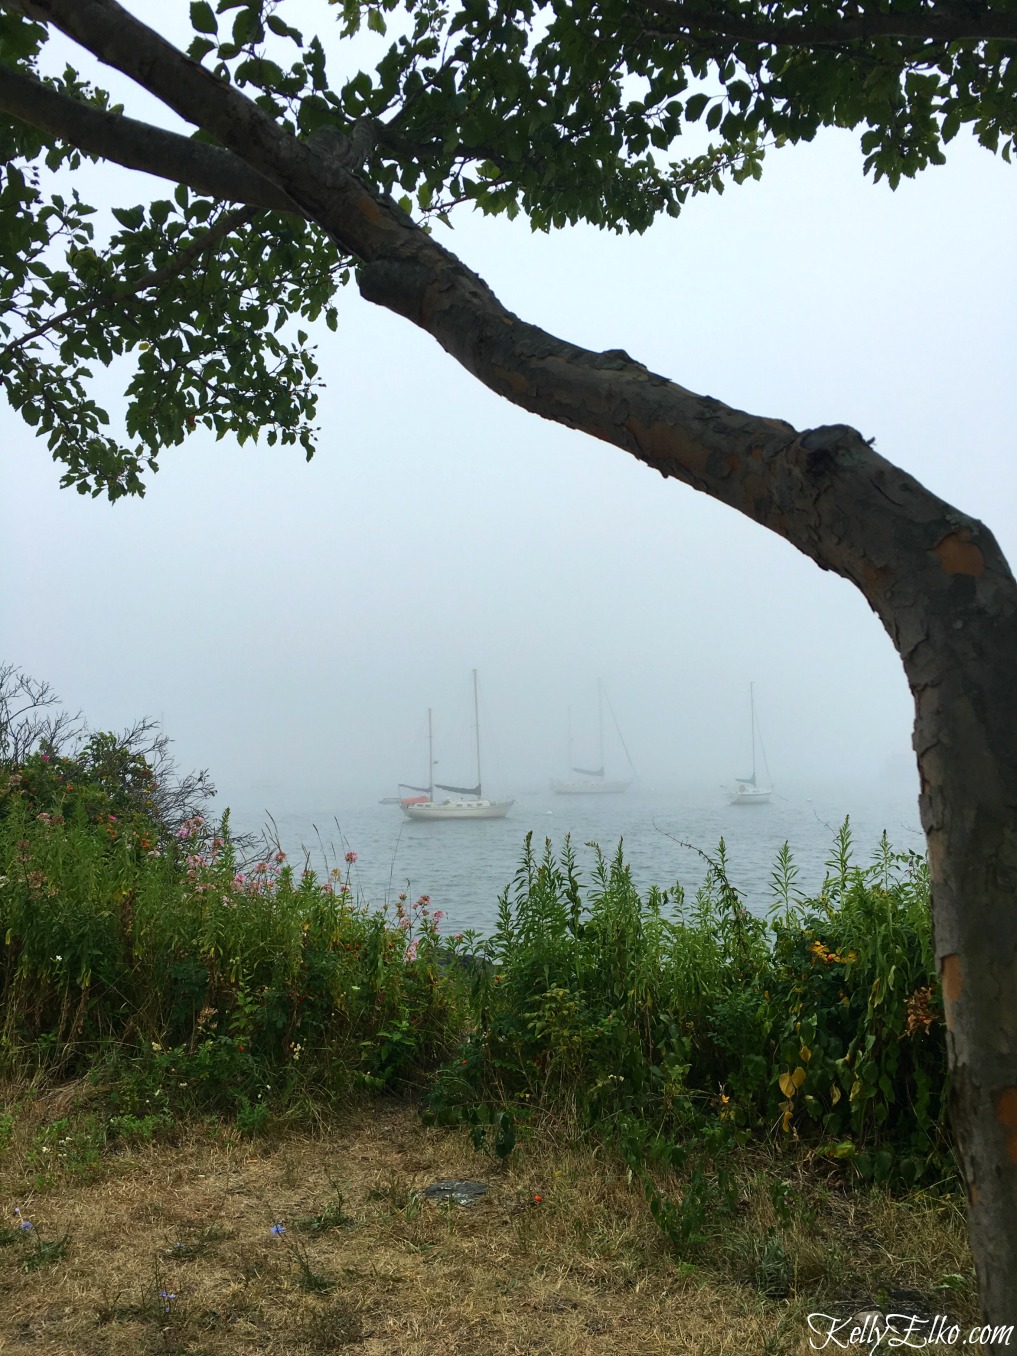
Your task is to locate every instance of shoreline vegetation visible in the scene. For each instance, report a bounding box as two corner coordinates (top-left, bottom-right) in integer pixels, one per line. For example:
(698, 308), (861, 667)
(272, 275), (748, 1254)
(0, 715), (981, 1351)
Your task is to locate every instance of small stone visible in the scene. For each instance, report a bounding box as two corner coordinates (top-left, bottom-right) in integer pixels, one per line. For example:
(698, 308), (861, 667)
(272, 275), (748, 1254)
(419, 1179), (488, 1206)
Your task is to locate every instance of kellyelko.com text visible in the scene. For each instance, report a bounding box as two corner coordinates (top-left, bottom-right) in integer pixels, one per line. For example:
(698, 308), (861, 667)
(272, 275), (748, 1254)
(807, 1313), (1015, 1349)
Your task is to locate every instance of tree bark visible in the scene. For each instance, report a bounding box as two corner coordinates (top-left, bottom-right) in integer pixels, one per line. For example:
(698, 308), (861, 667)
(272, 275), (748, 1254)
(11, 0), (1017, 1329)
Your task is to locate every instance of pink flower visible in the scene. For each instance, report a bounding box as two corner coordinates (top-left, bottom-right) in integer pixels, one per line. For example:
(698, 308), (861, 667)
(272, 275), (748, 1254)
(432, 911), (445, 926)
(344, 851), (358, 864)
(405, 939), (419, 961)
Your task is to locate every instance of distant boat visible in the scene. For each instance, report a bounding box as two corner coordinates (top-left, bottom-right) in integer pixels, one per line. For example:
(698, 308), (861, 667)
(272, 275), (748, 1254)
(551, 679), (635, 795)
(401, 672), (513, 821)
(730, 683), (773, 805)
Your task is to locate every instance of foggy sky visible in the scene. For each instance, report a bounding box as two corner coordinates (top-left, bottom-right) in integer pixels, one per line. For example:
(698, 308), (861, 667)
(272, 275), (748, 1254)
(3, 7), (1016, 816)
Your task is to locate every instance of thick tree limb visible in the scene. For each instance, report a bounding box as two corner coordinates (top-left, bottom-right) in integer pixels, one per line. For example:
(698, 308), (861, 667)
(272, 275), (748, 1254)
(0, 60), (300, 212)
(15, 0), (410, 261)
(636, 0), (1017, 46)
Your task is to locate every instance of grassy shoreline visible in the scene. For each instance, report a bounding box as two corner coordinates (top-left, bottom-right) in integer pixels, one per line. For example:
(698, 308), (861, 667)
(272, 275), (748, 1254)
(1, 735), (980, 1346)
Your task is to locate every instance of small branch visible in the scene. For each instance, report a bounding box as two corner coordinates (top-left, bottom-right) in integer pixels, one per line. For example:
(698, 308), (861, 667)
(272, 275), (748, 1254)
(2, 205), (256, 359)
(635, 0), (1017, 46)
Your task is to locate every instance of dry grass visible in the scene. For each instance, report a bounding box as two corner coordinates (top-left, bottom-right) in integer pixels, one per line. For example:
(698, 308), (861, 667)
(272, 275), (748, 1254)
(0, 1087), (977, 1356)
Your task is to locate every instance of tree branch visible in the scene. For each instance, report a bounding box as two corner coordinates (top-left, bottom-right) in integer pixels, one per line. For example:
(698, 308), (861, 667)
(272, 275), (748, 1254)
(0, 60), (302, 212)
(634, 0), (1017, 46)
(21, 0), (1010, 623)
(1, 204), (256, 360)
(14, 0), (410, 261)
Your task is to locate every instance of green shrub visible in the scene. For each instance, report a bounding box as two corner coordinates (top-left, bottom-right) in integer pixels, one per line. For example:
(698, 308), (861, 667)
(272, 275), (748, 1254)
(426, 826), (950, 1186)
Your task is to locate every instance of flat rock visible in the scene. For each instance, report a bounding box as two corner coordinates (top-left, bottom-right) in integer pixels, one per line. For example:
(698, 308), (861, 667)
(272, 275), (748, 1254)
(418, 1179), (488, 1206)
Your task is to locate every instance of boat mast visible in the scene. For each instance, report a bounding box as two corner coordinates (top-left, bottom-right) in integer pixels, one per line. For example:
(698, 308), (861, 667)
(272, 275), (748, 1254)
(750, 683), (757, 785)
(473, 668), (482, 797)
(427, 708), (434, 800)
(597, 679), (605, 775)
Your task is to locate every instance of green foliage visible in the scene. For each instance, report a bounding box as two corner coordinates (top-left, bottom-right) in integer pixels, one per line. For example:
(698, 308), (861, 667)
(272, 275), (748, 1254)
(0, 1), (1012, 495)
(0, 747), (469, 1124)
(426, 827), (950, 1190)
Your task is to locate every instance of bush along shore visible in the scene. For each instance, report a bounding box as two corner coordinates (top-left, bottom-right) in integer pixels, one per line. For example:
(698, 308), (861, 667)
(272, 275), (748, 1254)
(1, 733), (978, 1342)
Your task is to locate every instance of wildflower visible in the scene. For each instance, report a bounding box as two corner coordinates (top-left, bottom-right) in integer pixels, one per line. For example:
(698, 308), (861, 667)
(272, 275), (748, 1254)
(405, 939), (419, 961)
(344, 850), (357, 864)
(531, 1194), (543, 1204)
(432, 910), (445, 926)
(274, 850), (286, 864)
(53, 954), (63, 963)
(160, 1289), (176, 1312)
(270, 1223), (286, 1236)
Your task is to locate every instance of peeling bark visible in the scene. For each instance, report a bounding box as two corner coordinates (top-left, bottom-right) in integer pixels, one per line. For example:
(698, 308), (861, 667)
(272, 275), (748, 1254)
(7, 0), (1017, 1329)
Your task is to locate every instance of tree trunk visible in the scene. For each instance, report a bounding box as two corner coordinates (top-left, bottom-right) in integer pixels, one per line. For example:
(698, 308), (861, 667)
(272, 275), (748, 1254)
(16, 0), (1017, 1327)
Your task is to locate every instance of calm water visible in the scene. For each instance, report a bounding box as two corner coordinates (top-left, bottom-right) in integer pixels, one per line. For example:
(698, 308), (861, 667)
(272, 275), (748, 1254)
(230, 785), (923, 937)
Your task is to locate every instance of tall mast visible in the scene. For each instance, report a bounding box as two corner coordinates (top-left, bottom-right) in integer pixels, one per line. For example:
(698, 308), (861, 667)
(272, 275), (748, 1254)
(597, 678), (605, 774)
(473, 668), (482, 796)
(749, 683), (757, 784)
(427, 707), (434, 800)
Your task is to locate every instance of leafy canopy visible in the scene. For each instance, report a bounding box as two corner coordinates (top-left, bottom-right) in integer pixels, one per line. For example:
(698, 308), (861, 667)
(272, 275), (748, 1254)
(0, 0), (1013, 497)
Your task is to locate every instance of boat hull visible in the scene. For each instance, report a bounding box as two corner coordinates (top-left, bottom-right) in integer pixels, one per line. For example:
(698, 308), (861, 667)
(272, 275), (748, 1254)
(550, 778), (632, 795)
(402, 798), (514, 821)
(729, 785), (772, 805)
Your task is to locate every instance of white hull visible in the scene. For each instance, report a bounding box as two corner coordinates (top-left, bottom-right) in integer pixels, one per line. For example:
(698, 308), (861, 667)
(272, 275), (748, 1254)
(729, 785), (772, 805)
(550, 777), (632, 795)
(402, 797), (514, 821)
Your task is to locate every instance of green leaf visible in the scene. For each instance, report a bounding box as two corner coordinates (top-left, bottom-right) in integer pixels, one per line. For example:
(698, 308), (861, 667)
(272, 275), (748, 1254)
(111, 205), (145, 230)
(684, 93), (709, 123)
(189, 2), (217, 35)
(187, 36), (217, 62)
(266, 14), (303, 43)
(367, 9), (387, 35)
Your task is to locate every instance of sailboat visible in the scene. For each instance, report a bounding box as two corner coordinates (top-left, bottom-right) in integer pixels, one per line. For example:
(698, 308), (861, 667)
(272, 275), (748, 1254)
(550, 680), (635, 795)
(729, 682), (773, 805)
(400, 672), (514, 821)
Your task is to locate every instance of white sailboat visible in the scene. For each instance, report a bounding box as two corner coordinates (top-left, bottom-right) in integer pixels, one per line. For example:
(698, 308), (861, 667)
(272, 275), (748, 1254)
(401, 672), (514, 821)
(729, 682), (773, 805)
(550, 680), (635, 795)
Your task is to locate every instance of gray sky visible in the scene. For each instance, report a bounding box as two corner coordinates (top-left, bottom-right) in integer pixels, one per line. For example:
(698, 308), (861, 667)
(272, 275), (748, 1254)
(3, 8), (1016, 813)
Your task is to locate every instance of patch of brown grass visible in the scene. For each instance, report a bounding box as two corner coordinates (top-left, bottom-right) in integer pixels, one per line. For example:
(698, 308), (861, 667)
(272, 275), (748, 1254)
(0, 1094), (977, 1356)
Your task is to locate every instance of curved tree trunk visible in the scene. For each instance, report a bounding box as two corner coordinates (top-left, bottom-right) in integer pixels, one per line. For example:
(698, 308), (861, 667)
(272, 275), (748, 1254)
(16, 0), (1017, 1329)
